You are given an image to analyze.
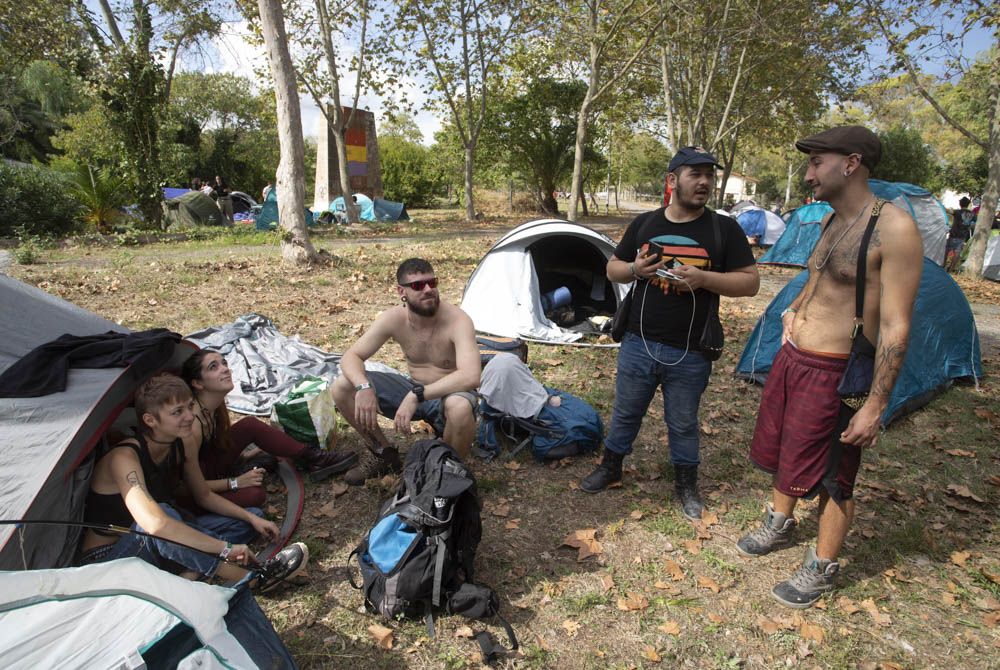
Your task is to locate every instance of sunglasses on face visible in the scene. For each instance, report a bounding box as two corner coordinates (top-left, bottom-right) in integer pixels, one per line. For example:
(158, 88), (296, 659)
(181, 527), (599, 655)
(400, 278), (438, 291)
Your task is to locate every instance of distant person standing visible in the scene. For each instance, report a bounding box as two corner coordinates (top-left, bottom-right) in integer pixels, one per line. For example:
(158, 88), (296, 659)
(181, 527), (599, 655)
(191, 177), (202, 192)
(945, 196), (974, 271)
(215, 175), (234, 224)
(200, 179), (214, 197)
(262, 181), (274, 201)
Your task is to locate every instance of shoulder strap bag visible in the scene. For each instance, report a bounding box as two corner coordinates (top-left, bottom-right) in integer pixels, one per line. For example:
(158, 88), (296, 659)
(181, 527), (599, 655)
(835, 200), (886, 408)
(698, 211), (725, 361)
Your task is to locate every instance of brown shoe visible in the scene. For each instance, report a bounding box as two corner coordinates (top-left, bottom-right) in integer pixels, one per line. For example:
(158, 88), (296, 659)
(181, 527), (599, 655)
(344, 447), (402, 486)
(301, 447), (359, 482)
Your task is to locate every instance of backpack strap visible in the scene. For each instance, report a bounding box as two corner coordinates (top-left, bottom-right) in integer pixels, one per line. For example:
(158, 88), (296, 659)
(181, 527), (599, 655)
(852, 200), (886, 336)
(431, 531), (450, 608)
(474, 614), (519, 665)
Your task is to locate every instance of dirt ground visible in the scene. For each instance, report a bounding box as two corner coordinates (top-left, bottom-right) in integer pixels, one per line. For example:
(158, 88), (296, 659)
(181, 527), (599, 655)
(5, 209), (1000, 669)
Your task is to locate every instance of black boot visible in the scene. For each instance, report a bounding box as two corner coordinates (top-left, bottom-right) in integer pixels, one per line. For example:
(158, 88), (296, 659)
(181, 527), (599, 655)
(580, 450), (624, 493)
(674, 464), (704, 521)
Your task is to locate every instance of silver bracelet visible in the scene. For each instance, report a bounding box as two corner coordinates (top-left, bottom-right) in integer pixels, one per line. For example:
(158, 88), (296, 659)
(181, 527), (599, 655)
(228, 477), (238, 491)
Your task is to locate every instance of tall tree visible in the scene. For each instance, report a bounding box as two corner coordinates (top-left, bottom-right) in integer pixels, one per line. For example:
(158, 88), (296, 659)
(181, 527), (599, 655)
(257, 0), (320, 265)
(395, 0), (532, 222)
(866, 0), (999, 275)
(550, 0), (669, 221)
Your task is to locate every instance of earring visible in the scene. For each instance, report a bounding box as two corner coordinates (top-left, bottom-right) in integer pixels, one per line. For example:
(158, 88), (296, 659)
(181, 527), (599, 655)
(843, 171), (850, 177)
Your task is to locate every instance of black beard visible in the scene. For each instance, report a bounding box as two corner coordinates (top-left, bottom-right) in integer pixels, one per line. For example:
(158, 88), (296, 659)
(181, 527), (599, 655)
(405, 295), (439, 317)
(673, 183), (708, 209)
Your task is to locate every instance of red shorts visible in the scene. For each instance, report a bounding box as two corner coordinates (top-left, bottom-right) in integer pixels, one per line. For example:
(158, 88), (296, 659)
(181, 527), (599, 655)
(749, 343), (862, 501)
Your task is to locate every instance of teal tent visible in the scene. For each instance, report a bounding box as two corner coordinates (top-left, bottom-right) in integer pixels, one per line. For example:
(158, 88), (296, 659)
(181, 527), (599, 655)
(255, 188), (314, 231)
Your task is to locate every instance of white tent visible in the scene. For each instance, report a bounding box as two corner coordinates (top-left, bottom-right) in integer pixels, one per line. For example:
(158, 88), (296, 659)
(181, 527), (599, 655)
(0, 559), (294, 669)
(461, 220), (628, 343)
(964, 231), (1000, 281)
(736, 206), (786, 246)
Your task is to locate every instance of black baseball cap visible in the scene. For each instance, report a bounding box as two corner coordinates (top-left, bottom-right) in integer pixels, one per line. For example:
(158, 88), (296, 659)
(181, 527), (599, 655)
(795, 126), (882, 170)
(668, 146), (721, 172)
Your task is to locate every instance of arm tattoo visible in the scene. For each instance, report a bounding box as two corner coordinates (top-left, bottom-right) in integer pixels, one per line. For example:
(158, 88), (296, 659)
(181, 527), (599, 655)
(870, 227), (881, 248)
(126, 470), (143, 488)
(870, 335), (906, 400)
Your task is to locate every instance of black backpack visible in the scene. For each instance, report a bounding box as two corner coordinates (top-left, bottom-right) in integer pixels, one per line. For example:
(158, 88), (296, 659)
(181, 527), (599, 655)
(349, 439), (517, 661)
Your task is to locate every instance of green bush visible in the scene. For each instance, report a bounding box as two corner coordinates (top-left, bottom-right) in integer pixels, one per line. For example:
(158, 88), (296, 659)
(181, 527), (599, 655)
(379, 136), (444, 208)
(0, 162), (82, 237)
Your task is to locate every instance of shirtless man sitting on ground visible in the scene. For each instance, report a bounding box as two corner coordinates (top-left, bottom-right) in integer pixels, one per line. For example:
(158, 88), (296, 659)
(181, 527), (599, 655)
(331, 258), (481, 484)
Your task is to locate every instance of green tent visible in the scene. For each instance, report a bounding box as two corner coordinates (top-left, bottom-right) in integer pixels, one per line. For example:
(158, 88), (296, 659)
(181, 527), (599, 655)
(162, 191), (223, 227)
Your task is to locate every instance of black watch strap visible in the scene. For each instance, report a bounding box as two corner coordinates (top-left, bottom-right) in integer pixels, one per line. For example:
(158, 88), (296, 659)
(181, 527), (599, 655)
(412, 384), (425, 403)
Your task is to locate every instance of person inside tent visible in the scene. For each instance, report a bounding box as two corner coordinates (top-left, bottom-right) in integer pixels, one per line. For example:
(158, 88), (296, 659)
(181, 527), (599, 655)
(181, 349), (359, 509)
(78, 374), (308, 589)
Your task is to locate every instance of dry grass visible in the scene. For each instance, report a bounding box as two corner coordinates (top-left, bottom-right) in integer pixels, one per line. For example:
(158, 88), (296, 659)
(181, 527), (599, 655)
(7, 211), (1000, 669)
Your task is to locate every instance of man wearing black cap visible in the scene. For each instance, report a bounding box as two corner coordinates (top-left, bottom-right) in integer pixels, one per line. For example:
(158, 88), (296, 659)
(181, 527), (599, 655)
(580, 146), (759, 520)
(737, 126), (923, 608)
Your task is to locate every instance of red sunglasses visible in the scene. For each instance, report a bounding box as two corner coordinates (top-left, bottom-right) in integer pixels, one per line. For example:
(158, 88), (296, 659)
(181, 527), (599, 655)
(399, 278), (438, 291)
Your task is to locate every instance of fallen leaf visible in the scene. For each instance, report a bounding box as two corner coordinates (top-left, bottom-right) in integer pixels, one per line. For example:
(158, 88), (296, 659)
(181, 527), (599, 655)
(987, 475), (1000, 487)
(504, 461), (522, 471)
(860, 598), (891, 626)
(616, 593), (649, 611)
(663, 559), (685, 582)
(654, 580), (676, 591)
(561, 620), (581, 638)
(758, 616), (780, 634)
(312, 530), (330, 539)
(643, 646), (662, 663)
(683, 539), (702, 555)
(368, 624), (393, 650)
(982, 570), (1000, 586)
(799, 621), (825, 644)
(600, 574), (615, 593)
(492, 503), (510, 518)
(630, 509), (644, 520)
(942, 592), (957, 606)
(706, 612), (724, 624)
(945, 448), (976, 458)
(983, 612), (1000, 628)
(561, 528), (603, 561)
(814, 599), (828, 610)
(314, 501), (336, 518)
(658, 620), (681, 636)
(701, 511), (720, 526)
(455, 625), (474, 638)
(836, 596), (860, 615)
(505, 519), (520, 530)
(796, 639), (814, 658)
(694, 522), (713, 540)
(950, 550), (971, 567)
(946, 483), (985, 503)
(412, 420), (434, 433)
(697, 575), (721, 593)
(331, 482), (349, 498)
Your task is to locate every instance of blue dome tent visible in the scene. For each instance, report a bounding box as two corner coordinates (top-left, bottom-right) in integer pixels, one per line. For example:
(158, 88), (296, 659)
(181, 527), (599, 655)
(735, 259), (981, 425)
(737, 207), (787, 246)
(759, 180), (949, 267)
(759, 202), (831, 266)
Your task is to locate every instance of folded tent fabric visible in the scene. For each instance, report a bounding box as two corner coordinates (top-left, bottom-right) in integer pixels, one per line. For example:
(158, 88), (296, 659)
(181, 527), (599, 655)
(478, 353), (549, 419)
(0, 329), (181, 398)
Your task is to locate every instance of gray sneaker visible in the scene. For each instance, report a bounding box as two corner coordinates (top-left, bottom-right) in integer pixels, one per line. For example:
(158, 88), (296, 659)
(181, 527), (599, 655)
(771, 547), (839, 609)
(736, 503), (797, 557)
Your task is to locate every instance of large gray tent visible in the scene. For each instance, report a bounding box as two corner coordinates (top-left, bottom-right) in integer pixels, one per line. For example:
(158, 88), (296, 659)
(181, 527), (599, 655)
(0, 275), (296, 668)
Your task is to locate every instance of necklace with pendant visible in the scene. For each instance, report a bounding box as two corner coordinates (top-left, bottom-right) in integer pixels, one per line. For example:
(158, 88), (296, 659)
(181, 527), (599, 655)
(813, 199), (874, 271)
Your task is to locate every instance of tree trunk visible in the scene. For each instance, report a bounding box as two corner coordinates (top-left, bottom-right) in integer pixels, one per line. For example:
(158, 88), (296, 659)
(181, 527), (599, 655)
(567, 99), (591, 222)
(257, 0), (318, 265)
(962, 48), (1000, 276)
(330, 109), (360, 224)
(464, 142), (476, 221)
(784, 160), (793, 205)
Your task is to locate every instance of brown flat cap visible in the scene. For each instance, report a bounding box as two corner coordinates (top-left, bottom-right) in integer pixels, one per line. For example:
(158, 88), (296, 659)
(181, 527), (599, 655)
(795, 125), (882, 170)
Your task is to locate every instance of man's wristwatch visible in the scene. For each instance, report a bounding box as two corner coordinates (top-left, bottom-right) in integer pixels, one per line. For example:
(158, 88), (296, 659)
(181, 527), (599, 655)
(228, 477), (238, 491)
(355, 382), (372, 392)
(411, 384), (425, 403)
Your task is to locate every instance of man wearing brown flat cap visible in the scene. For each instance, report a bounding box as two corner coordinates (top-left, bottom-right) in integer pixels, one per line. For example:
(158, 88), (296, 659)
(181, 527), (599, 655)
(737, 125), (923, 608)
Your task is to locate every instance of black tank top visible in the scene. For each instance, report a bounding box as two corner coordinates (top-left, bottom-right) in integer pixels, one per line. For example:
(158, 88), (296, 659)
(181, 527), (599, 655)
(84, 430), (186, 531)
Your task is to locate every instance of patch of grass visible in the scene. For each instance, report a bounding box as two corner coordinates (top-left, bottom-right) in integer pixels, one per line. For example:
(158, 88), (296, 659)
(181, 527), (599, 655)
(475, 476), (507, 495)
(700, 549), (741, 576)
(645, 512), (695, 540)
(971, 569), (1000, 599)
(521, 641), (553, 669)
(564, 591), (611, 615)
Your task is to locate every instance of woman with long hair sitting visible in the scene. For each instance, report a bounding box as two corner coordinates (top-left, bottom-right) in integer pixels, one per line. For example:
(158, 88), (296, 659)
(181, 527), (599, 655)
(181, 349), (357, 508)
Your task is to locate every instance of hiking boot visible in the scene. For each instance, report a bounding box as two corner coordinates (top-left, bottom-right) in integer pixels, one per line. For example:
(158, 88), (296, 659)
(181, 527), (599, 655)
(344, 447), (402, 486)
(771, 547), (839, 609)
(674, 464), (704, 521)
(254, 542), (309, 594)
(580, 449), (624, 493)
(300, 446), (359, 482)
(736, 503), (797, 557)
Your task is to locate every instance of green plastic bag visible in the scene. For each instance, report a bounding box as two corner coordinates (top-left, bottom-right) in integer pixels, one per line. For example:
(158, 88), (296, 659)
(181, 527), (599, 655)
(271, 376), (337, 446)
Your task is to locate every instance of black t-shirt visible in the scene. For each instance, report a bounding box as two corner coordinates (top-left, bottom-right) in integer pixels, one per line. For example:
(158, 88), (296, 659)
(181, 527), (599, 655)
(615, 207), (755, 349)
